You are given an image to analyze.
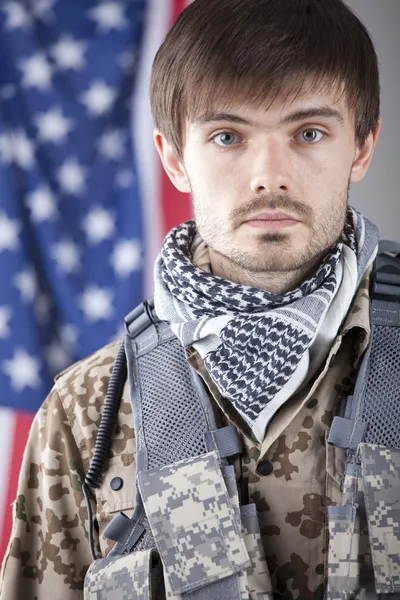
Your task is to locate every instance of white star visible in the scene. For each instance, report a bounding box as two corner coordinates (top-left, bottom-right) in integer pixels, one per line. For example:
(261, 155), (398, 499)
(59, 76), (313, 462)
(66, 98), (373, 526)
(57, 158), (86, 195)
(30, 0), (55, 20)
(1, 130), (35, 169)
(59, 323), (79, 351)
(0, 212), (20, 252)
(13, 130), (35, 168)
(0, 85), (16, 100)
(2, 2), (31, 29)
(26, 186), (57, 222)
(79, 285), (113, 322)
(45, 340), (71, 374)
(82, 207), (115, 245)
(118, 50), (136, 70)
(19, 53), (52, 90)
(0, 307), (12, 338)
(35, 294), (52, 325)
(89, 2), (127, 31)
(52, 240), (80, 273)
(99, 130), (125, 160)
(51, 35), (87, 71)
(115, 169), (134, 188)
(0, 132), (14, 163)
(80, 81), (116, 116)
(14, 269), (37, 302)
(111, 240), (142, 278)
(35, 108), (73, 144)
(3, 348), (41, 391)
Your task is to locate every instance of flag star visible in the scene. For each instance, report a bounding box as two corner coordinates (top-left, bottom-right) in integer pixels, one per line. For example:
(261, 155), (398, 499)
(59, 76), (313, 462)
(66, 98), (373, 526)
(99, 130), (125, 160)
(79, 286), (113, 322)
(89, 2), (127, 31)
(3, 348), (41, 391)
(26, 186), (57, 222)
(57, 158), (86, 195)
(115, 169), (134, 188)
(35, 107), (73, 144)
(59, 323), (79, 351)
(80, 81), (116, 116)
(0, 306), (12, 338)
(35, 294), (52, 325)
(2, 2), (31, 29)
(19, 53), (52, 90)
(111, 240), (142, 278)
(52, 240), (81, 273)
(118, 50), (136, 70)
(0, 212), (20, 252)
(0, 85), (16, 100)
(51, 35), (87, 71)
(0, 130), (35, 168)
(0, 132), (14, 163)
(14, 269), (38, 302)
(82, 207), (115, 244)
(45, 340), (71, 374)
(30, 0), (55, 20)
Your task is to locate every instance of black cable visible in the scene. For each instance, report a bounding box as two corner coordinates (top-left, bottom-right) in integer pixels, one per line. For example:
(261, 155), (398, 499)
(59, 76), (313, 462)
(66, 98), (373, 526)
(85, 342), (127, 489)
(82, 341), (128, 561)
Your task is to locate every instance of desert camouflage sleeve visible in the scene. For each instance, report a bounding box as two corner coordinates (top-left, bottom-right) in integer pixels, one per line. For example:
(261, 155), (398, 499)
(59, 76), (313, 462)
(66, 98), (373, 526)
(0, 386), (94, 600)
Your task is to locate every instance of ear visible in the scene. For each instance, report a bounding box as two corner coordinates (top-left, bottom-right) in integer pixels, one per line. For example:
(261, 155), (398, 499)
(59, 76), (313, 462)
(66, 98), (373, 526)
(350, 118), (382, 184)
(153, 131), (191, 193)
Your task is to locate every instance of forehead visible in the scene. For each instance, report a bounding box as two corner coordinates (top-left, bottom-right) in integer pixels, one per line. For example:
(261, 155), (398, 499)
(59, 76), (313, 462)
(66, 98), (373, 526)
(189, 79), (353, 127)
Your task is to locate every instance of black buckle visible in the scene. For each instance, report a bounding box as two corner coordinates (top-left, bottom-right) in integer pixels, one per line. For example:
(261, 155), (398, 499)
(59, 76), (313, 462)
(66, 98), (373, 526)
(124, 297), (160, 338)
(372, 252), (400, 304)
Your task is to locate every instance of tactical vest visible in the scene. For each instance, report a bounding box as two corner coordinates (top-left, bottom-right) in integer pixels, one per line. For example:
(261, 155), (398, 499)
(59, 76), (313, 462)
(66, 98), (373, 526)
(83, 241), (400, 600)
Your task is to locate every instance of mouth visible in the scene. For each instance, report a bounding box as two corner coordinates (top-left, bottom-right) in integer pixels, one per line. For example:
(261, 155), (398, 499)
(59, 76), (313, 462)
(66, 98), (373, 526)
(243, 212), (301, 231)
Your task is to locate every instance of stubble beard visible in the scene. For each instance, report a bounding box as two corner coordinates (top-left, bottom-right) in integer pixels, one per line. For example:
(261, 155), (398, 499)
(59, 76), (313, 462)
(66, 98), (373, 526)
(192, 185), (350, 275)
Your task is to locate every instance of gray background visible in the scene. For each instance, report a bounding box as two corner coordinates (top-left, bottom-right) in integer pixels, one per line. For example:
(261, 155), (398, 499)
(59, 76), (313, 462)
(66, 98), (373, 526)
(345, 0), (399, 239)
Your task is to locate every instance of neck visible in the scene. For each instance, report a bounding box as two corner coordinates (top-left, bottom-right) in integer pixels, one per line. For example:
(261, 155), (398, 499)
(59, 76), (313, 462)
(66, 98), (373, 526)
(209, 249), (324, 295)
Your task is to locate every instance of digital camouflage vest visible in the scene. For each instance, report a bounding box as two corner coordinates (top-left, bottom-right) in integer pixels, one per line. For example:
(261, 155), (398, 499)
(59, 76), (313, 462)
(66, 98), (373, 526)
(83, 242), (400, 600)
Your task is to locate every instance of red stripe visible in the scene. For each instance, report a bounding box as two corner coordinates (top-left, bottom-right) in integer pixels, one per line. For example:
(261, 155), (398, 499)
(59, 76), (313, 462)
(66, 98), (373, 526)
(0, 411), (34, 561)
(160, 0), (193, 236)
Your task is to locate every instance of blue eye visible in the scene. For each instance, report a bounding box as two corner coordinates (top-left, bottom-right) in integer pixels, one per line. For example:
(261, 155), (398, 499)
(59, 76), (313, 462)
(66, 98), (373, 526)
(298, 129), (325, 144)
(214, 132), (239, 147)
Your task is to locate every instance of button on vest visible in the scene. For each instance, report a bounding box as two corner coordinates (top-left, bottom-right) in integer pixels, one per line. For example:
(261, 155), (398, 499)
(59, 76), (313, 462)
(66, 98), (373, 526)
(256, 460), (273, 476)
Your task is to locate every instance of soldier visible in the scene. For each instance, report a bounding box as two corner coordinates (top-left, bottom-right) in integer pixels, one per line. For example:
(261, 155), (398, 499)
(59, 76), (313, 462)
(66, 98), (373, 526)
(2, 0), (395, 599)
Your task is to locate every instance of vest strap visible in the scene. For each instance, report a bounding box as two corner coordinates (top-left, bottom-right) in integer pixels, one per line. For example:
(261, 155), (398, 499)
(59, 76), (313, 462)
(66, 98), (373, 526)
(205, 426), (243, 458)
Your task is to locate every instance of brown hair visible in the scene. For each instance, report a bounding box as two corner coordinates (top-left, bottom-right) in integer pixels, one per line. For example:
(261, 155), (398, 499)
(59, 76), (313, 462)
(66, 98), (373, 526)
(150, 0), (380, 159)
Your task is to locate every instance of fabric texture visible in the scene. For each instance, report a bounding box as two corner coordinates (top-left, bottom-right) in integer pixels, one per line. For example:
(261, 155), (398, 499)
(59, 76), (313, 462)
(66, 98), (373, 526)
(154, 208), (379, 441)
(0, 269), (372, 599)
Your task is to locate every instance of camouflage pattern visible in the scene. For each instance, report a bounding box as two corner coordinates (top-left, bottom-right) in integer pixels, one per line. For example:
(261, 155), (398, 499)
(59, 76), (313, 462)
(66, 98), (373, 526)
(326, 504), (361, 599)
(241, 506), (273, 600)
(84, 548), (162, 600)
(138, 451), (250, 594)
(360, 443), (400, 594)
(326, 458), (379, 599)
(1, 270), (373, 600)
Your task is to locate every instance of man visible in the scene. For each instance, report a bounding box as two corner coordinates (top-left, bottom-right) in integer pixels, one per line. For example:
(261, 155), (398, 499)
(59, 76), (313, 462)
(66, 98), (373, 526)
(0, 0), (388, 598)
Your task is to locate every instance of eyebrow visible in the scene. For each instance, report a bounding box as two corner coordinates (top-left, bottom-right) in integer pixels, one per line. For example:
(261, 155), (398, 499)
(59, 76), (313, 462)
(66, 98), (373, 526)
(193, 106), (345, 127)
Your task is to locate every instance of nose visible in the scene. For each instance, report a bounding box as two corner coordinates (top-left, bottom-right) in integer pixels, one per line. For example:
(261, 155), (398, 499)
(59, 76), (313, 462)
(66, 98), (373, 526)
(250, 138), (291, 195)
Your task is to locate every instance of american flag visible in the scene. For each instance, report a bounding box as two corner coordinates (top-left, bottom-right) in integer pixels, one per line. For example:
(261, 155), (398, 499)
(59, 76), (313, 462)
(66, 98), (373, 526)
(0, 0), (191, 561)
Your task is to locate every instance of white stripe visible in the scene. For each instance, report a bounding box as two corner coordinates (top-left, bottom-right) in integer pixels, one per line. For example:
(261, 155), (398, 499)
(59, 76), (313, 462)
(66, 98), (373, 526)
(132, 0), (173, 298)
(0, 408), (15, 544)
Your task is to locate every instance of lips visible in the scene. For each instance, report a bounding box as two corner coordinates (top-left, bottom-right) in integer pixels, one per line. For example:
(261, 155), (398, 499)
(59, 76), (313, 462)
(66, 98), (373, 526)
(244, 212), (299, 223)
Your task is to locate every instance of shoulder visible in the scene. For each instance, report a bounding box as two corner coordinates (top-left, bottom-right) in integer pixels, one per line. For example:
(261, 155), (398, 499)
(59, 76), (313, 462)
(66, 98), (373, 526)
(54, 340), (134, 471)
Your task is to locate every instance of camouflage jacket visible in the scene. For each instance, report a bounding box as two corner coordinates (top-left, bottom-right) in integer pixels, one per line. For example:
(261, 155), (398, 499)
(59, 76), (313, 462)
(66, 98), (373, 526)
(0, 270), (371, 600)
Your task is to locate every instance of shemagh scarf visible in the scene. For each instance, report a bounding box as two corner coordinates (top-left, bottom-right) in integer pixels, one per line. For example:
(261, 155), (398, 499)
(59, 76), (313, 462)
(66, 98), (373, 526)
(154, 207), (379, 442)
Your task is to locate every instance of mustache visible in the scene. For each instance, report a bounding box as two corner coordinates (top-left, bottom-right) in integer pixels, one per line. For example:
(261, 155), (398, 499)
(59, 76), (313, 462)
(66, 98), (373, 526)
(231, 195), (313, 223)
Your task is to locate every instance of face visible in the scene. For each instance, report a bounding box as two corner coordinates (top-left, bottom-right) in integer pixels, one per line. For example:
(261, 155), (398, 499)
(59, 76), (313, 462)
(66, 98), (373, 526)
(156, 83), (380, 276)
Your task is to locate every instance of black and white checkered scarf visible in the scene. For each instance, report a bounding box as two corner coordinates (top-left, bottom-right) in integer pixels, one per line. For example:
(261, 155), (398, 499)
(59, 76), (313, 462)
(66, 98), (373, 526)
(154, 207), (379, 441)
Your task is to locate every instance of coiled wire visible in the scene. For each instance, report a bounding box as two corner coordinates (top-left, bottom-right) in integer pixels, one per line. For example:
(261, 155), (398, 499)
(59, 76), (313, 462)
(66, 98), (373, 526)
(82, 341), (127, 561)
